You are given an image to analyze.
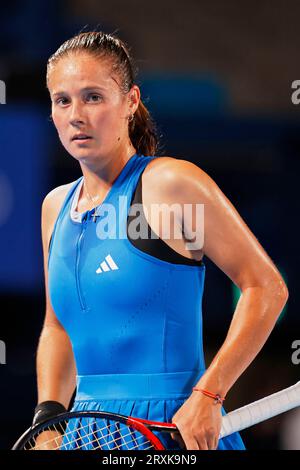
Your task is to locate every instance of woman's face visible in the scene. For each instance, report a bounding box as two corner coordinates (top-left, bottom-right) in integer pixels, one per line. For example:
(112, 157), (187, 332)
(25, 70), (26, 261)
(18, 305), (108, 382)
(48, 52), (139, 165)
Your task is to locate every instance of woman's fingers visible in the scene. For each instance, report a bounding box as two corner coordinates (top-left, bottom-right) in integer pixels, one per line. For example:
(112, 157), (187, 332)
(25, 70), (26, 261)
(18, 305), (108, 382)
(171, 424), (220, 450)
(174, 422), (219, 450)
(183, 435), (201, 450)
(170, 432), (185, 449)
(173, 422), (200, 450)
(205, 427), (219, 450)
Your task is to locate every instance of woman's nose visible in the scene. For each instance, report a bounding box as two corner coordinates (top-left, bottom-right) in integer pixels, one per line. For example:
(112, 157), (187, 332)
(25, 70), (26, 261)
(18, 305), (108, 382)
(69, 101), (85, 126)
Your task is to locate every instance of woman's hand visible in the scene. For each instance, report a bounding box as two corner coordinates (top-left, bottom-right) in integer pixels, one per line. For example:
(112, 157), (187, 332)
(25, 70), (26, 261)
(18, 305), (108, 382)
(34, 430), (63, 450)
(171, 391), (222, 450)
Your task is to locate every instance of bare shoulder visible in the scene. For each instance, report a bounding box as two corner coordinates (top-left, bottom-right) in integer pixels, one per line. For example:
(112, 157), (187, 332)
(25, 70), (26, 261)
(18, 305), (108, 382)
(41, 181), (76, 244)
(42, 182), (74, 218)
(142, 156), (212, 200)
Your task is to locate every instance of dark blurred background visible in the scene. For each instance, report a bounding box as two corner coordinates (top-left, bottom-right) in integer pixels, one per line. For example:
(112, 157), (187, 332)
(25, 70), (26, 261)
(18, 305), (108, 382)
(0, 0), (299, 450)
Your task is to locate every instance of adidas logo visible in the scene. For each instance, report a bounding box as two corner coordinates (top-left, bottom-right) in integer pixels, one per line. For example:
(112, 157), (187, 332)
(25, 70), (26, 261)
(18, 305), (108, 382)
(96, 254), (119, 274)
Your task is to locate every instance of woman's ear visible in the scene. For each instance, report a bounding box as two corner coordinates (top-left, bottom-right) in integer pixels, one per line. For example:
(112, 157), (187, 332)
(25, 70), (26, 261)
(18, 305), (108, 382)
(128, 85), (140, 114)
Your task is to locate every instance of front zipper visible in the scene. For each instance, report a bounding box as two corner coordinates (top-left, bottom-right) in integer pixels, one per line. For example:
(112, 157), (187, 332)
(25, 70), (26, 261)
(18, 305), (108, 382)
(75, 213), (88, 311)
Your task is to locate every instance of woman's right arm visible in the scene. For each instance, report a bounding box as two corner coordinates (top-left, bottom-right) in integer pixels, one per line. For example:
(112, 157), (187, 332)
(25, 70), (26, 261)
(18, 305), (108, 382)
(36, 185), (76, 409)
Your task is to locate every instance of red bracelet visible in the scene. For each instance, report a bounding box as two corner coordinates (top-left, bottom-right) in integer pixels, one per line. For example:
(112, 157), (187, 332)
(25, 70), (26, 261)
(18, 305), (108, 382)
(192, 387), (225, 404)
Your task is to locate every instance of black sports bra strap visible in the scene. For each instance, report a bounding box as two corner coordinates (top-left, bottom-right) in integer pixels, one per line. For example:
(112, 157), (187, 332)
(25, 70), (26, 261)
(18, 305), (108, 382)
(127, 172), (203, 266)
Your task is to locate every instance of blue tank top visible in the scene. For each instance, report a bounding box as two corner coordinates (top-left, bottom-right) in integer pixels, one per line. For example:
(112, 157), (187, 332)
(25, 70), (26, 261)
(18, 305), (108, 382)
(48, 153), (206, 376)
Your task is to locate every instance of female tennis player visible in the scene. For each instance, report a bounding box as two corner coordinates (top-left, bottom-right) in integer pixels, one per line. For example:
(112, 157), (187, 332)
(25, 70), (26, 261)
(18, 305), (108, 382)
(34, 31), (288, 451)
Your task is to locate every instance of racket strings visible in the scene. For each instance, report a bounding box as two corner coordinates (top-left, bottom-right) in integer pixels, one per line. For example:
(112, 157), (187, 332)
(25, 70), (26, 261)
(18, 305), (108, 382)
(27, 418), (155, 450)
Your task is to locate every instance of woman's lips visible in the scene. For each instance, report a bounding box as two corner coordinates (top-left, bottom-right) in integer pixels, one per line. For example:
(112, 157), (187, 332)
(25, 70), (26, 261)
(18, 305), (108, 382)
(71, 135), (93, 143)
(73, 138), (92, 142)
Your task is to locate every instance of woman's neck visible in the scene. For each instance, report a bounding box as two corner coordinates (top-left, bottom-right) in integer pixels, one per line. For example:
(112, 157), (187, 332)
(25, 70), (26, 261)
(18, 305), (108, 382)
(79, 145), (136, 206)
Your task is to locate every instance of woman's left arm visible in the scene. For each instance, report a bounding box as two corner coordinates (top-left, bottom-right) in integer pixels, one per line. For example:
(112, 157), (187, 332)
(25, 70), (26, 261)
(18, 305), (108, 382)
(159, 158), (289, 450)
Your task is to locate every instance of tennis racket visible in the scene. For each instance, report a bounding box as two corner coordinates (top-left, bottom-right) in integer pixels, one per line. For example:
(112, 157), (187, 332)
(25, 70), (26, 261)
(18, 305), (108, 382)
(12, 380), (300, 450)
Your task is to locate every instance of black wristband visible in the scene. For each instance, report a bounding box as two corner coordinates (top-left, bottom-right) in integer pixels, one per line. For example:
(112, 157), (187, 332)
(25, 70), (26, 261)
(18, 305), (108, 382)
(32, 400), (67, 427)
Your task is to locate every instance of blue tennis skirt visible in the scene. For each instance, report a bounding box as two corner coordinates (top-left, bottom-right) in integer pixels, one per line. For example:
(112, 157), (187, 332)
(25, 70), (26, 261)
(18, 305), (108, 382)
(62, 372), (245, 450)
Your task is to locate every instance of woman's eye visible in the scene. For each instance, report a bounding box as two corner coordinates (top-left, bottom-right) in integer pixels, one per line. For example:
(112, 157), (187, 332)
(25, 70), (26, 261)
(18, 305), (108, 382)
(86, 94), (102, 102)
(55, 97), (69, 106)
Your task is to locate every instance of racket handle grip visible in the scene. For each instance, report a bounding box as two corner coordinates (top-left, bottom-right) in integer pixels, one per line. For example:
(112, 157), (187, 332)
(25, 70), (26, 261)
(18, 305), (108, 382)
(220, 381), (300, 438)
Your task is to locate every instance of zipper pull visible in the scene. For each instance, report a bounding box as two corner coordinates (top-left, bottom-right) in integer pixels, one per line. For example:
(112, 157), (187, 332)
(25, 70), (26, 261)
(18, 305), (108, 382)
(92, 209), (100, 223)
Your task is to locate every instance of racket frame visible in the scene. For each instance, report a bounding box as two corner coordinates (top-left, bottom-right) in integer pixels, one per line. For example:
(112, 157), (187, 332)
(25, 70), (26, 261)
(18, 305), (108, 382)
(12, 411), (177, 451)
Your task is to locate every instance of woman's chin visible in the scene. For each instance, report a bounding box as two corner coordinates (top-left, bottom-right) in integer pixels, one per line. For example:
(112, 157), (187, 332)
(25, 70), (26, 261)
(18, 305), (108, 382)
(70, 150), (100, 162)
